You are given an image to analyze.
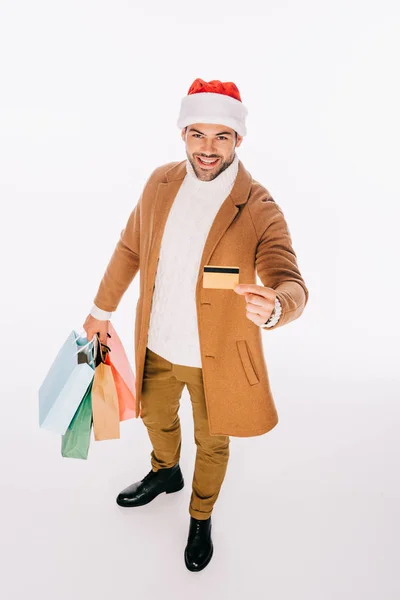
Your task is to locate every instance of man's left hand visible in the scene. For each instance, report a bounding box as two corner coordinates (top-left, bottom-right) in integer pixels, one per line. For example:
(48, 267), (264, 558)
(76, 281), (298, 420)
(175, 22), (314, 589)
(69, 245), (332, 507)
(234, 284), (277, 326)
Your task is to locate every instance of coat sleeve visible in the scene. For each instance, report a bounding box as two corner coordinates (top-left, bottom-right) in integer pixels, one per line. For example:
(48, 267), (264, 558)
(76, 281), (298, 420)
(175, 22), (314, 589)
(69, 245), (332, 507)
(92, 194), (142, 313)
(255, 199), (309, 330)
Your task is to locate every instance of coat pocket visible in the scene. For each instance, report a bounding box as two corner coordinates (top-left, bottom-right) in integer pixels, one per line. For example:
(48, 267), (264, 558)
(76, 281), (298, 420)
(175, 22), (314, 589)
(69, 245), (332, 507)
(236, 340), (260, 386)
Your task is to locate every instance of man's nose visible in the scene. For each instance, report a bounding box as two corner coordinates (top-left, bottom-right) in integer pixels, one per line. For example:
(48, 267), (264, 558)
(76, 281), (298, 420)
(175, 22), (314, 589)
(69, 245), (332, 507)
(201, 140), (217, 154)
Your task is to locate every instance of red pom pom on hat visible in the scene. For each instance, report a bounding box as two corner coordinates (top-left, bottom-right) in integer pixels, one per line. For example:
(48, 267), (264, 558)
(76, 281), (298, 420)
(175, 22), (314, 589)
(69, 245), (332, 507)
(177, 77), (248, 136)
(187, 78), (243, 102)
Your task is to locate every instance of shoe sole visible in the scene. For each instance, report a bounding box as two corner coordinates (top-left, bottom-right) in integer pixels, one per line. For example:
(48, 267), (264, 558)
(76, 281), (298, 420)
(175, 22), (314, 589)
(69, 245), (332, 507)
(116, 477), (184, 507)
(184, 542), (214, 572)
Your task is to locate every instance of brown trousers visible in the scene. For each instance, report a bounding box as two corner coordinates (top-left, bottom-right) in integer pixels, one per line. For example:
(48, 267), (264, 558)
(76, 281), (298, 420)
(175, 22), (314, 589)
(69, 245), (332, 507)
(140, 346), (230, 520)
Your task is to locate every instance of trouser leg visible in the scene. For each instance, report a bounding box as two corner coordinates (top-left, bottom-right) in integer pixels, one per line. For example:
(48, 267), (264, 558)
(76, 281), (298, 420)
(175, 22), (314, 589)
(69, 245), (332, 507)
(185, 368), (230, 520)
(140, 347), (185, 472)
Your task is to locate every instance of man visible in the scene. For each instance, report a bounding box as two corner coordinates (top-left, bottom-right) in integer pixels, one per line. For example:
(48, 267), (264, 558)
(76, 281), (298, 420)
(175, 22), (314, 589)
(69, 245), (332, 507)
(83, 78), (309, 572)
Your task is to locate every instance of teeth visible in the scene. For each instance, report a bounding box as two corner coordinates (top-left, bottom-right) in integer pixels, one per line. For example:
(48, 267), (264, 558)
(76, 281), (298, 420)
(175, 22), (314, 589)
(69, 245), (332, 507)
(199, 158), (217, 163)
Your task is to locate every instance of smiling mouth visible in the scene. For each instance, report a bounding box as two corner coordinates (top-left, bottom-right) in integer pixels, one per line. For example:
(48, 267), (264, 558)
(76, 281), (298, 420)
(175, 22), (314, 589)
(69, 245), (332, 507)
(196, 156), (220, 168)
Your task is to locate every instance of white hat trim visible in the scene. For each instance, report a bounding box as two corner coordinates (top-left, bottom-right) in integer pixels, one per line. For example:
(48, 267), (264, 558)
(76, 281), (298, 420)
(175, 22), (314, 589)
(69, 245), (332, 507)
(177, 91), (248, 136)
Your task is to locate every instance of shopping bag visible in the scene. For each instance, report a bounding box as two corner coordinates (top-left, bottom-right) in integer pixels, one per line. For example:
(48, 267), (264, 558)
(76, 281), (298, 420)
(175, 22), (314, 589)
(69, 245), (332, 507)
(107, 322), (136, 421)
(39, 331), (96, 435)
(61, 379), (93, 459)
(91, 342), (120, 441)
(60, 336), (97, 459)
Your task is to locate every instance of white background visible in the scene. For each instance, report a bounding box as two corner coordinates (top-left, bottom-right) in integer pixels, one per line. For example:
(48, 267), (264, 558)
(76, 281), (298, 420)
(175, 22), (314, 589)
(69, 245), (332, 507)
(1, 0), (399, 598)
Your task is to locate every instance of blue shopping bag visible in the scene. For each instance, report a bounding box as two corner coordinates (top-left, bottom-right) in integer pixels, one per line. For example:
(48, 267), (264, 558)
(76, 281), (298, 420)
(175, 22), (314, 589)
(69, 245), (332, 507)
(39, 331), (98, 435)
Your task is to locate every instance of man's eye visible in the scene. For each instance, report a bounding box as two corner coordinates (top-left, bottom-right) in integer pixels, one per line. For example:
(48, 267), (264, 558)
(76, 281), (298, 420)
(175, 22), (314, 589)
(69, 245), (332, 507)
(192, 134), (227, 140)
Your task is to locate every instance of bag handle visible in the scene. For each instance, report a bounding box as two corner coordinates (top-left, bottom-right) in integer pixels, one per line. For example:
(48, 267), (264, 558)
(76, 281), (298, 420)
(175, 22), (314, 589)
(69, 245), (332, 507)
(95, 334), (111, 367)
(74, 331), (111, 366)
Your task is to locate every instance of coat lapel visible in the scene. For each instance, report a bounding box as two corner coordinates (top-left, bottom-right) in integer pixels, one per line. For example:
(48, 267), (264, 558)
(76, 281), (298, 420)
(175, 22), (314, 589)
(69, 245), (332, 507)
(147, 158), (253, 290)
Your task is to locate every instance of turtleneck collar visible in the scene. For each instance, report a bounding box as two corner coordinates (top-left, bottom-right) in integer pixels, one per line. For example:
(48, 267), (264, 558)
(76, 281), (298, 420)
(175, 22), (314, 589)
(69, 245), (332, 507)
(185, 152), (239, 191)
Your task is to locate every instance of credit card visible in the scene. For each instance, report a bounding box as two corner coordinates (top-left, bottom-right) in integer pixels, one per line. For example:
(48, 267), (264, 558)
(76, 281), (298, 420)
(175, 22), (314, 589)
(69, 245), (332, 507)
(203, 265), (240, 289)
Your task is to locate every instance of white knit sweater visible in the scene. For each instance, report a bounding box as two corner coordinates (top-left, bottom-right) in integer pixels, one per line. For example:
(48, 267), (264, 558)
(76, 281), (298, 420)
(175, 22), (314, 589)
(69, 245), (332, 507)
(91, 153), (274, 367)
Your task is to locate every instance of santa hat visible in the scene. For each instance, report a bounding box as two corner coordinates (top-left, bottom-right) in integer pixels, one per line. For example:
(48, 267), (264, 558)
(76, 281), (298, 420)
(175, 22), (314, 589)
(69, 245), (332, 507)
(177, 78), (248, 137)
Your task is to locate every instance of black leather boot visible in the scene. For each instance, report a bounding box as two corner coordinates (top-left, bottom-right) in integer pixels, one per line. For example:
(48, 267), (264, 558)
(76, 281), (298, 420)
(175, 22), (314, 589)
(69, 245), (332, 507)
(116, 463), (184, 507)
(184, 515), (213, 572)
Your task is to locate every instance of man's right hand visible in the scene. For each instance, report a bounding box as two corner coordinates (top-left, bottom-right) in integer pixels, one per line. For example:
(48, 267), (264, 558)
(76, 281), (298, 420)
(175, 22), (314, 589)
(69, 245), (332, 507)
(83, 314), (110, 346)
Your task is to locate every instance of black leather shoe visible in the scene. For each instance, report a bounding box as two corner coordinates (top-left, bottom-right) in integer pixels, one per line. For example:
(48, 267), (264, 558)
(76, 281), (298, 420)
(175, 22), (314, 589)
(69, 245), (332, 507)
(116, 463), (184, 507)
(184, 515), (213, 572)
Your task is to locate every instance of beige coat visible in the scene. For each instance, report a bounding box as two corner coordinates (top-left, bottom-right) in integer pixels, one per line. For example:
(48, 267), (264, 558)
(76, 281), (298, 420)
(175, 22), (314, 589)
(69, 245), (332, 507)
(93, 159), (309, 437)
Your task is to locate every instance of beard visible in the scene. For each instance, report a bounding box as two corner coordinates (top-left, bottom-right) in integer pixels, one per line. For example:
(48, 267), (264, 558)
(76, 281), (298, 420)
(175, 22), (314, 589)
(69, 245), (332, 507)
(188, 152), (235, 181)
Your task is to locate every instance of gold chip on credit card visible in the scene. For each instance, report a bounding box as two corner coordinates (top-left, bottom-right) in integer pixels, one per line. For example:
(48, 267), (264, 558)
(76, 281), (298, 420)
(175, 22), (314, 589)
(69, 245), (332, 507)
(203, 265), (240, 289)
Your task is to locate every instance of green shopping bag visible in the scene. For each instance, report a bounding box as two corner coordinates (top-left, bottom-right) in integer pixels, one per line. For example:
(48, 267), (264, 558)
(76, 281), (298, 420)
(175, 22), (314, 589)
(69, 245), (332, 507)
(61, 379), (94, 459)
(61, 332), (111, 459)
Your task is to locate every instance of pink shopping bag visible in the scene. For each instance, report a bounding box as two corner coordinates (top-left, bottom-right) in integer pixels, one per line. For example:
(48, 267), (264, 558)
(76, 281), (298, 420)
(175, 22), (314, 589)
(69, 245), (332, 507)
(107, 322), (136, 421)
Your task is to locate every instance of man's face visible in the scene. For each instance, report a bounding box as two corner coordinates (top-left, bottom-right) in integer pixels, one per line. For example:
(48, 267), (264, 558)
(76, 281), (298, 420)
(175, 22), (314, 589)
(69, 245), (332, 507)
(181, 123), (243, 181)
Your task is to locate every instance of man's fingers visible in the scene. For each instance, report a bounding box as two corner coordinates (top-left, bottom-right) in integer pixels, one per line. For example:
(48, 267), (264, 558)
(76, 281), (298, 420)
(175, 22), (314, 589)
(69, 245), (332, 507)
(235, 283), (276, 300)
(246, 293), (263, 306)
